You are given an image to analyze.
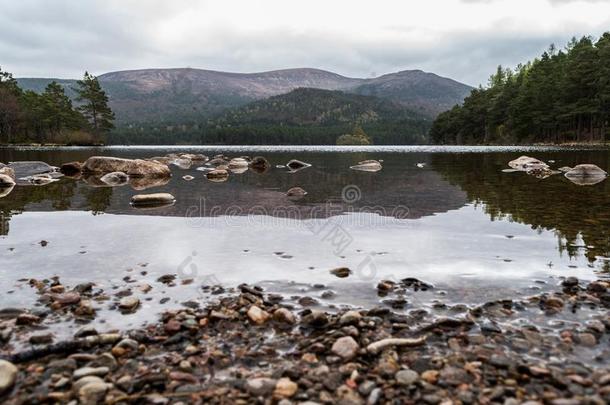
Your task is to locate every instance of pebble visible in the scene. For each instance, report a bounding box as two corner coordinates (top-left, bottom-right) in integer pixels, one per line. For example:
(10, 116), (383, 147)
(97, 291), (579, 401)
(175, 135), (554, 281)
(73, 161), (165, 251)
(73, 367), (110, 379)
(273, 308), (296, 324)
(395, 369), (419, 386)
(339, 310), (362, 325)
(246, 377), (277, 396)
(330, 267), (352, 278)
(274, 377), (298, 398)
(0, 360), (17, 394)
(119, 296), (140, 311)
(247, 305), (271, 325)
(331, 336), (360, 360)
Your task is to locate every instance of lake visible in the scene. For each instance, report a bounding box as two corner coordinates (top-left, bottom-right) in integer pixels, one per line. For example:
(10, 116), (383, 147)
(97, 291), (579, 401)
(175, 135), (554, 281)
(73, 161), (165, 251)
(1, 145), (609, 343)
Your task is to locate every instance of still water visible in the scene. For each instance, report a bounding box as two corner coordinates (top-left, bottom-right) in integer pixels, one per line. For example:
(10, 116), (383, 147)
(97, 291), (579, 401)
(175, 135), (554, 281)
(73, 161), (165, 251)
(0, 145), (609, 338)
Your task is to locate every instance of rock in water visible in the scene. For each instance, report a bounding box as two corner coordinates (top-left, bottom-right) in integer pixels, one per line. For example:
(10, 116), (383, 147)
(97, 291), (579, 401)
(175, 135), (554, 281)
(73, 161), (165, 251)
(249, 156), (270, 173)
(350, 160), (382, 172)
(83, 156), (171, 178)
(0, 360), (17, 394)
(170, 158), (192, 169)
(286, 187), (307, 199)
(8, 161), (57, 178)
(508, 156), (548, 171)
(247, 305), (270, 325)
(564, 164), (607, 185)
(330, 267), (352, 278)
(0, 166), (16, 187)
(119, 296), (140, 312)
(182, 175), (194, 181)
(60, 162), (83, 176)
(100, 172), (129, 186)
(228, 158), (249, 168)
(131, 193), (175, 207)
(286, 159), (311, 172)
(206, 169), (229, 182)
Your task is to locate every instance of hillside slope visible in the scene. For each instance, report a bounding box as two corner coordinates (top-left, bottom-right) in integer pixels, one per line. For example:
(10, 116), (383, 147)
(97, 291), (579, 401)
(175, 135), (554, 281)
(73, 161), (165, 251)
(18, 68), (472, 125)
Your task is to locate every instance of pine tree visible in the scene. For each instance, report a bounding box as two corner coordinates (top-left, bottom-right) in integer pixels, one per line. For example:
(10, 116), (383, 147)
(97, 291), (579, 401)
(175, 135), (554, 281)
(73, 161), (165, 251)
(74, 72), (115, 133)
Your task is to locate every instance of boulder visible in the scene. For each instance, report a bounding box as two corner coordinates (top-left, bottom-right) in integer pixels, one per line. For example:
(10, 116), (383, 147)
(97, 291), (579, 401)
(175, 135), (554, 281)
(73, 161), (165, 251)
(100, 172), (129, 186)
(83, 157), (171, 178)
(131, 193), (175, 207)
(8, 161), (58, 178)
(0, 166), (16, 187)
(170, 158), (192, 169)
(286, 159), (311, 172)
(250, 156), (270, 173)
(508, 156), (549, 171)
(180, 153), (208, 162)
(564, 164), (607, 186)
(350, 160), (382, 172)
(228, 158), (249, 168)
(206, 169), (229, 182)
(60, 161), (83, 176)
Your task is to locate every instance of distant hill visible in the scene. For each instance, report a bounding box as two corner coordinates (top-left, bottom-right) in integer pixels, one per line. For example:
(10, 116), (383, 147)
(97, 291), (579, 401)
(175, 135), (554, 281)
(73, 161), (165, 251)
(214, 87), (424, 126)
(17, 68), (472, 125)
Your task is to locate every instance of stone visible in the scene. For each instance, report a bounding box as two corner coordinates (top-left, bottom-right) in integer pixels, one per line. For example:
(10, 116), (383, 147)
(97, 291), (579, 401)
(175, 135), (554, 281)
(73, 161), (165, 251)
(8, 161), (57, 177)
(286, 159), (311, 172)
(228, 158), (249, 168)
(60, 161), (82, 176)
(247, 305), (270, 325)
(249, 156), (270, 173)
(340, 310), (362, 325)
(182, 175), (194, 181)
(53, 292), (81, 306)
(330, 267), (352, 278)
(350, 160), (382, 172)
(508, 156), (549, 172)
(564, 164), (607, 178)
(577, 332), (597, 347)
(0, 166), (16, 186)
(274, 377), (298, 398)
(0, 360), (17, 394)
(286, 187), (307, 199)
(421, 370), (439, 384)
(100, 171), (129, 186)
(562, 277), (579, 287)
(78, 381), (110, 405)
(119, 296), (140, 311)
(273, 308), (296, 325)
(83, 156), (171, 177)
(206, 169), (229, 182)
(246, 377), (277, 396)
(131, 193), (175, 207)
(395, 369), (419, 386)
(301, 310), (328, 328)
(331, 336), (360, 360)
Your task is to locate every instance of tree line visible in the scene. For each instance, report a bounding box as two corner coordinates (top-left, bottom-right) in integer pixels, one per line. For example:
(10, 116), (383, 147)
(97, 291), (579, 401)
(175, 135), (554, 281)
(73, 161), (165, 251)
(0, 68), (114, 145)
(430, 33), (610, 144)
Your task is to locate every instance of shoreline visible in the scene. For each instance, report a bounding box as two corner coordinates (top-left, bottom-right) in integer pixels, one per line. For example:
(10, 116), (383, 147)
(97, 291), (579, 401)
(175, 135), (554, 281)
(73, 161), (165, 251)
(1, 277), (609, 404)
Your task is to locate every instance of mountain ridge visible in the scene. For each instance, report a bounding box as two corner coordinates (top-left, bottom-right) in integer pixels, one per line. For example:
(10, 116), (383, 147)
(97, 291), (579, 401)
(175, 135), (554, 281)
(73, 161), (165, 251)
(17, 67), (473, 125)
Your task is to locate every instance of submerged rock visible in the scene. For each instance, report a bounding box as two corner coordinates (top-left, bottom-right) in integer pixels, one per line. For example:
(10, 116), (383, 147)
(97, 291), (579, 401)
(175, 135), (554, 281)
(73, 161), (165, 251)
(350, 160), (382, 172)
(130, 193), (176, 207)
(228, 158), (249, 168)
(249, 156), (270, 173)
(83, 156), (171, 178)
(8, 161), (58, 178)
(180, 153), (208, 162)
(100, 171), (129, 186)
(206, 169), (229, 182)
(330, 267), (351, 278)
(564, 164), (607, 185)
(286, 159), (311, 172)
(286, 187), (307, 199)
(20, 173), (62, 185)
(182, 175), (195, 181)
(170, 158), (192, 169)
(60, 162), (82, 176)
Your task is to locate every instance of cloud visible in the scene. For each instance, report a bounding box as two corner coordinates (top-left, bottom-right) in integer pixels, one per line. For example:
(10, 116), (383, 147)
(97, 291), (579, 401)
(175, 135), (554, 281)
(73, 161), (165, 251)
(1, 0), (609, 86)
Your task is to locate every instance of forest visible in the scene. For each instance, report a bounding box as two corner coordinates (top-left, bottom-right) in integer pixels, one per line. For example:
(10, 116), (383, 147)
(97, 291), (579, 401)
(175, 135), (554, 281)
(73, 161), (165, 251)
(430, 33), (610, 144)
(0, 69), (113, 145)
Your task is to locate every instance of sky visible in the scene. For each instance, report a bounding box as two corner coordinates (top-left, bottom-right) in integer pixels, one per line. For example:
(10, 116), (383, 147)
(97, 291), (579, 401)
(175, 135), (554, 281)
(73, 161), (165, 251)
(1, 0), (609, 86)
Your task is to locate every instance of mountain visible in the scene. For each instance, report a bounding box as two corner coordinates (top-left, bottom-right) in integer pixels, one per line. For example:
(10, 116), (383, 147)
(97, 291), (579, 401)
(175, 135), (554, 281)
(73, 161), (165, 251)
(214, 87), (424, 126)
(17, 68), (472, 125)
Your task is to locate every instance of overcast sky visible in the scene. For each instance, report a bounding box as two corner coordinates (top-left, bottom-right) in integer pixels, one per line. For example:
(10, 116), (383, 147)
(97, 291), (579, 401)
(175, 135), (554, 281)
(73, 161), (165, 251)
(1, 0), (609, 86)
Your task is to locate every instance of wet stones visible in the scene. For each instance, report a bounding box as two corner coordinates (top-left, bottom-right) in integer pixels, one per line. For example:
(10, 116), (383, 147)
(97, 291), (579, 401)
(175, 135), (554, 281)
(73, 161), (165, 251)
(395, 369), (419, 386)
(247, 305), (271, 325)
(60, 161), (82, 176)
(100, 171), (129, 186)
(330, 267), (352, 278)
(339, 310), (362, 326)
(273, 377), (298, 398)
(366, 336), (427, 354)
(249, 156), (270, 173)
(0, 360), (17, 394)
(331, 336), (360, 360)
(118, 296), (140, 312)
(286, 159), (311, 172)
(301, 310), (329, 328)
(206, 168), (229, 182)
(273, 308), (296, 325)
(0, 166), (16, 187)
(246, 377), (277, 396)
